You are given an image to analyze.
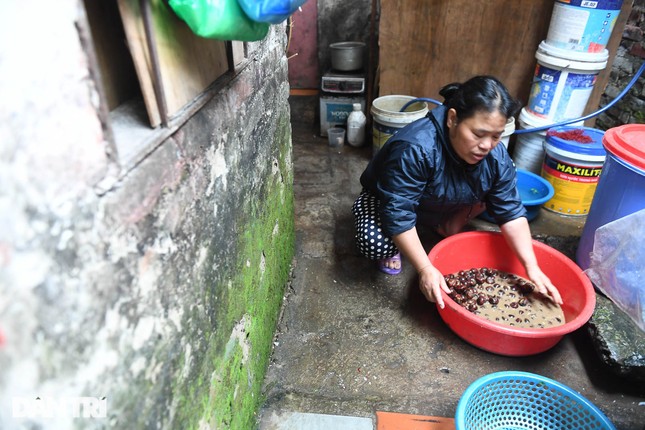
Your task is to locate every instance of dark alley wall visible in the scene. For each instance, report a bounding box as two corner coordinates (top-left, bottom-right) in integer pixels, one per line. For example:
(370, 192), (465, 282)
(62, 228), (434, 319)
(0, 2), (294, 429)
(286, 0), (376, 90)
(317, 0), (374, 75)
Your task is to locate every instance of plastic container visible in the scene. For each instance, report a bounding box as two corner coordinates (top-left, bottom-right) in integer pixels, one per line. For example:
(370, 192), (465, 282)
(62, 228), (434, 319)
(500, 116), (515, 149)
(541, 126), (606, 216)
(327, 127), (345, 147)
(527, 42), (608, 122)
(479, 169), (554, 223)
(576, 124), (645, 269)
(456, 371), (616, 430)
(512, 109), (584, 174)
(319, 95), (364, 136)
(512, 108), (551, 174)
(371, 95), (428, 156)
(237, 0), (308, 24)
(346, 103), (366, 147)
(427, 231), (596, 357)
(545, 0), (623, 53)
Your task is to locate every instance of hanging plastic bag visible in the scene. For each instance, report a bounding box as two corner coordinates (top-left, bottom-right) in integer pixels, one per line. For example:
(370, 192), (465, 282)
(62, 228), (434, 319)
(237, 0), (309, 24)
(168, 0), (269, 41)
(585, 208), (645, 332)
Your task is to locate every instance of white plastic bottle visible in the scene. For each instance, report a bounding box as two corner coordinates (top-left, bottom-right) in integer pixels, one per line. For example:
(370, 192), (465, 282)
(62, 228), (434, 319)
(346, 103), (366, 147)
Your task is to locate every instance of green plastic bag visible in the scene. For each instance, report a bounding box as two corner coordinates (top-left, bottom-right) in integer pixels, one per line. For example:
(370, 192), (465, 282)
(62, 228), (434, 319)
(168, 0), (269, 41)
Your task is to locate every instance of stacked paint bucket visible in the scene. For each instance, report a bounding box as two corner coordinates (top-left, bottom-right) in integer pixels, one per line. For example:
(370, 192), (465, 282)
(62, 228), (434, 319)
(512, 0), (623, 215)
(513, 0), (622, 176)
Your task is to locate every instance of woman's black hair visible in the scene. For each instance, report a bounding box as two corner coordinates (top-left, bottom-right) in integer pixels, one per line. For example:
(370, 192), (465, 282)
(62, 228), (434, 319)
(439, 76), (521, 121)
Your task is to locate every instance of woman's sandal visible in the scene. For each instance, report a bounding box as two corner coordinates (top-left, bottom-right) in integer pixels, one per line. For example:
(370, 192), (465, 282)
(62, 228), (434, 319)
(378, 253), (402, 275)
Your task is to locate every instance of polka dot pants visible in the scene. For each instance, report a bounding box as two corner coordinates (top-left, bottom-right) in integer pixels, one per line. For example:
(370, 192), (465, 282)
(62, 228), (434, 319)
(352, 190), (399, 260)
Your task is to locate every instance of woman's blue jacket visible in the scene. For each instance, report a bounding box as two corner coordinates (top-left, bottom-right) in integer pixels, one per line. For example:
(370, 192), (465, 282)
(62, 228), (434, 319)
(359, 105), (526, 237)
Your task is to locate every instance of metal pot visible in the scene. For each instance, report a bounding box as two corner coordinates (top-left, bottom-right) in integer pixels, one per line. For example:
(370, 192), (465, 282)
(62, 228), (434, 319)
(330, 41), (365, 71)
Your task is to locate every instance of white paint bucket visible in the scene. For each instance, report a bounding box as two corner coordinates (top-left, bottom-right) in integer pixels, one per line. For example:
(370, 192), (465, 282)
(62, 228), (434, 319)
(526, 42), (608, 122)
(371, 95), (428, 155)
(545, 0), (623, 53)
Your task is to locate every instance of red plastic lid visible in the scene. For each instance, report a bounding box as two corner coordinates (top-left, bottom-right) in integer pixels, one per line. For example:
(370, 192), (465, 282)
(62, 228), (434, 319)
(602, 124), (645, 170)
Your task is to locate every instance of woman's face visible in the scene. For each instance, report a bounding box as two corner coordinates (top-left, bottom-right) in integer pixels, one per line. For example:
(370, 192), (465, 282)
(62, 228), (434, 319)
(447, 108), (507, 164)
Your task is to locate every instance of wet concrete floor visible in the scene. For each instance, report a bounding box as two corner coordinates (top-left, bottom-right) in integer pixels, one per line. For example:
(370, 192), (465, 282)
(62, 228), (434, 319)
(258, 96), (645, 429)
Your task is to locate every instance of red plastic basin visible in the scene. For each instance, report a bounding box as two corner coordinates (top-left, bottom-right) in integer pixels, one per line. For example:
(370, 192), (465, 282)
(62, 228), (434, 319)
(428, 231), (596, 356)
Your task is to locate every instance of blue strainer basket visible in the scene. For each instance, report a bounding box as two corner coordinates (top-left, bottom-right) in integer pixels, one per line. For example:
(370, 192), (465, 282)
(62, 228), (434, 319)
(455, 371), (616, 430)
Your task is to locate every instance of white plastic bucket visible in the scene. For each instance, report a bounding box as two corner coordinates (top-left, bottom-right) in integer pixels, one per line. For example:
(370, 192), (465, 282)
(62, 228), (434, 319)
(541, 126), (606, 216)
(526, 42), (608, 122)
(371, 95), (428, 155)
(512, 108), (552, 174)
(501, 116), (515, 149)
(513, 108), (584, 174)
(545, 0), (623, 53)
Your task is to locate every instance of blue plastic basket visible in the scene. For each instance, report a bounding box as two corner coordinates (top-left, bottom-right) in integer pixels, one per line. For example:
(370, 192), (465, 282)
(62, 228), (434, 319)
(456, 371), (616, 430)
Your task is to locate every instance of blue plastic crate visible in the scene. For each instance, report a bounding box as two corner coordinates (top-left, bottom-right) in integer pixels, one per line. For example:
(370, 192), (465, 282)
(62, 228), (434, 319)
(456, 371), (616, 430)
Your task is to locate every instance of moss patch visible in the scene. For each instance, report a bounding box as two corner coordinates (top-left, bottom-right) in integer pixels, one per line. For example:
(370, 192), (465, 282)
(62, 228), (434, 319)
(170, 114), (294, 429)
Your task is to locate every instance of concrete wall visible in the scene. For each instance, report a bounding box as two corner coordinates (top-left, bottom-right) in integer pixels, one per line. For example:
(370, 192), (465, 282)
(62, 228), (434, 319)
(0, 1), (294, 429)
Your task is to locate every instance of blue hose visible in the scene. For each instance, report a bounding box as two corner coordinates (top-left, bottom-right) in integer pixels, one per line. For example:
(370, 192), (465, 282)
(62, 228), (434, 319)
(397, 60), (645, 134)
(399, 97), (443, 112)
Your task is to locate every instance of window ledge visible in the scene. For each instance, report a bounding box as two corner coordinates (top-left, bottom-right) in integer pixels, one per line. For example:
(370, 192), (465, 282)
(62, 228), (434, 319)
(108, 60), (251, 176)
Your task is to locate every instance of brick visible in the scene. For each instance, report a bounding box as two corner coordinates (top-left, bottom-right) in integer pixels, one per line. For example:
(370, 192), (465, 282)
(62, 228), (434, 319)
(629, 42), (645, 58)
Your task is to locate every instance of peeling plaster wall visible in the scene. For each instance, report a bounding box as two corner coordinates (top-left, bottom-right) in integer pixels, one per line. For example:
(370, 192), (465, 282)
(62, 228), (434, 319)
(0, 1), (294, 429)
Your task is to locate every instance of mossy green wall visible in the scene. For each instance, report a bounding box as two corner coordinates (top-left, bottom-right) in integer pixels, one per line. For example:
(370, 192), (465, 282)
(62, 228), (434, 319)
(0, 7), (293, 427)
(101, 59), (294, 429)
(172, 113), (294, 430)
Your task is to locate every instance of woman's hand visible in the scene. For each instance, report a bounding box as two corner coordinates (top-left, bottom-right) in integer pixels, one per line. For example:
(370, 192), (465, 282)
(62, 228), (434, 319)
(390, 228), (452, 307)
(500, 217), (564, 306)
(418, 264), (451, 308)
(525, 263), (563, 305)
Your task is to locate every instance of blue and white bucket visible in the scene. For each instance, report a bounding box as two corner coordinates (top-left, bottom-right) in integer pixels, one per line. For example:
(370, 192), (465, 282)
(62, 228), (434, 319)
(527, 42), (608, 123)
(541, 126), (606, 216)
(545, 0), (623, 53)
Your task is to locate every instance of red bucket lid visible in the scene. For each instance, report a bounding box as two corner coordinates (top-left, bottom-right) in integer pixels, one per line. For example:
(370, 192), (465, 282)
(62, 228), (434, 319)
(602, 124), (645, 170)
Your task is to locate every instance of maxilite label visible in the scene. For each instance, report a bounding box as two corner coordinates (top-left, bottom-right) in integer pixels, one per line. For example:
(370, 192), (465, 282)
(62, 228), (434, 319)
(541, 154), (603, 215)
